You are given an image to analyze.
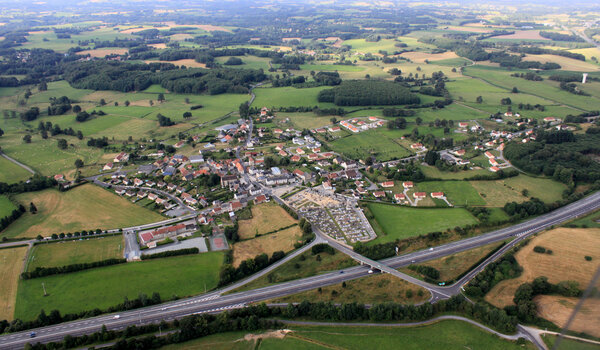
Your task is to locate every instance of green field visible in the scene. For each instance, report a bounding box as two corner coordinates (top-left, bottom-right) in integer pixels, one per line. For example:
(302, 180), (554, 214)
(0, 156), (32, 184)
(15, 252), (224, 321)
(329, 129), (412, 161)
(463, 66), (600, 111)
(366, 203), (479, 243)
(420, 166), (490, 180)
(252, 86), (335, 109)
(1, 184), (164, 239)
(542, 334), (600, 350)
(164, 320), (533, 350)
(0, 195), (17, 219)
(502, 175), (567, 204)
(415, 181), (486, 206)
(27, 235), (124, 271)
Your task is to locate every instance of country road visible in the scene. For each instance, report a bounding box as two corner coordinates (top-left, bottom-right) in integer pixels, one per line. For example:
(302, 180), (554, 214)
(0, 151), (35, 175)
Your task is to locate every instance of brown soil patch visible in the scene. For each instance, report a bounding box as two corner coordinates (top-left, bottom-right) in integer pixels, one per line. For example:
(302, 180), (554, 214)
(144, 59), (206, 68)
(399, 51), (459, 63)
(0, 246), (28, 320)
(233, 226), (302, 267)
(79, 48), (128, 57)
(238, 202), (298, 240)
(494, 30), (550, 40)
(535, 295), (600, 337)
(28, 30), (51, 35)
(242, 329), (292, 342)
(485, 228), (600, 308)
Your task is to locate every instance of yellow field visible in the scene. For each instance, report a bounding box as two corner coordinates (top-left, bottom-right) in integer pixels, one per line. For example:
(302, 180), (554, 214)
(238, 202), (298, 239)
(569, 47), (600, 62)
(144, 59), (206, 68)
(485, 228), (600, 311)
(399, 51), (459, 63)
(270, 274), (430, 305)
(535, 295), (600, 337)
(494, 30), (549, 40)
(233, 226), (302, 267)
(0, 246), (28, 320)
(2, 184), (164, 238)
(523, 54), (600, 72)
(79, 48), (129, 57)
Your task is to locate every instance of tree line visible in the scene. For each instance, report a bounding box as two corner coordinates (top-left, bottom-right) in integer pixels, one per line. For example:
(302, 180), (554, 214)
(140, 248), (199, 260)
(0, 175), (56, 195)
(21, 258), (127, 279)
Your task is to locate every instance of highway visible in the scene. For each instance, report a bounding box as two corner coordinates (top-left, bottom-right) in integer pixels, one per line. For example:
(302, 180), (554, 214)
(1, 191), (598, 349)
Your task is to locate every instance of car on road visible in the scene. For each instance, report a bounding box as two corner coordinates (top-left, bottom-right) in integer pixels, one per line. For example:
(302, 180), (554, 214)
(113, 315), (120, 319)
(339, 271), (344, 274)
(429, 248), (433, 251)
(438, 282), (446, 286)
(368, 269), (373, 274)
(30, 332), (36, 338)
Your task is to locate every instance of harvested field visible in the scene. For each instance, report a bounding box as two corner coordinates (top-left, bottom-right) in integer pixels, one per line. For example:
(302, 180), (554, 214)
(535, 295), (600, 337)
(399, 51), (459, 63)
(148, 43), (167, 49)
(79, 48), (128, 57)
(522, 54), (600, 72)
(144, 59), (206, 68)
(169, 33), (194, 41)
(237, 202), (298, 240)
(444, 26), (494, 33)
(493, 30), (549, 40)
(485, 228), (600, 309)
(0, 246), (28, 320)
(233, 226), (302, 266)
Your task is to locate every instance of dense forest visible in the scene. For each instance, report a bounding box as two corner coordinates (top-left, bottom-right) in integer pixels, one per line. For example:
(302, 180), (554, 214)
(318, 80), (420, 106)
(63, 61), (266, 95)
(503, 132), (600, 184)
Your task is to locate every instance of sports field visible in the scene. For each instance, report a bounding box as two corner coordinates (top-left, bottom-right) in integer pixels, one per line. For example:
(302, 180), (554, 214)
(163, 320), (533, 350)
(2, 184), (164, 239)
(0, 246), (28, 320)
(0, 156), (32, 184)
(237, 202), (298, 239)
(15, 252), (224, 321)
(366, 204), (479, 244)
(27, 235), (124, 271)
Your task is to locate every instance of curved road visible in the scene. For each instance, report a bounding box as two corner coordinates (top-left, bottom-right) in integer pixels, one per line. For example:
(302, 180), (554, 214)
(1, 192), (598, 349)
(0, 151), (35, 175)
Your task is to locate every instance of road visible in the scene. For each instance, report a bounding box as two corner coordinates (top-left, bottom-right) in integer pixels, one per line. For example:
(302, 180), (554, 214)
(1, 191), (598, 349)
(0, 151), (35, 175)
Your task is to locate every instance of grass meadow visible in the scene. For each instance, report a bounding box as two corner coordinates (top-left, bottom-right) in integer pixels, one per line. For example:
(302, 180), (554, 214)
(252, 86), (335, 109)
(415, 181), (486, 206)
(15, 252), (224, 321)
(163, 321), (534, 350)
(27, 235), (124, 271)
(366, 203), (478, 244)
(2, 185), (164, 239)
(329, 129), (412, 161)
(0, 195), (17, 218)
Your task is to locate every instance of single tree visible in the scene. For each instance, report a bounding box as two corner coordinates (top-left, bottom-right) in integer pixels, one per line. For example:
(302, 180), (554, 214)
(99, 99), (106, 106)
(74, 158), (84, 168)
(183, 111), (192, 119)
(476, 96), (483, 104)
(38, 81), (47, 91)
(23, 134), (32, 143)
(57, 138), (68, 149)
(157, 93), (165, 102)
(0, 127), (4, 137)
(29, 202), (37, 213)
(124, 100), (130, 106)
(72, 105), (82, 113)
